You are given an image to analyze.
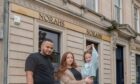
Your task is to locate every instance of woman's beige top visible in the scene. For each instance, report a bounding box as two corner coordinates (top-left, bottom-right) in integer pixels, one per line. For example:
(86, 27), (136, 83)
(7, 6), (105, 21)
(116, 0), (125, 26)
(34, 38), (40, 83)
(60, 68), (86, 84)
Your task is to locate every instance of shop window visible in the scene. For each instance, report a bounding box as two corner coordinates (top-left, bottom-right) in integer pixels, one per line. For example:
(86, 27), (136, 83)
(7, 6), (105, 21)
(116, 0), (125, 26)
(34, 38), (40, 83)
(39, 28), (60, 64)
(86, 0), (98, 12)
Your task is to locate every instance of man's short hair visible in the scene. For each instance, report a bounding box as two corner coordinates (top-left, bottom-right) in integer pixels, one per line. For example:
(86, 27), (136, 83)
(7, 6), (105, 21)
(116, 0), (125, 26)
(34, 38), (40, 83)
(41, 38), (53, 45)
(43, 38), (53, 43)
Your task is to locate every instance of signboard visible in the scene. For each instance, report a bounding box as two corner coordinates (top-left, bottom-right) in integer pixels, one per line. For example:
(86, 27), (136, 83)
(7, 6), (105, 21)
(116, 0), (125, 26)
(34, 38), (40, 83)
(39, 13), (64, 27)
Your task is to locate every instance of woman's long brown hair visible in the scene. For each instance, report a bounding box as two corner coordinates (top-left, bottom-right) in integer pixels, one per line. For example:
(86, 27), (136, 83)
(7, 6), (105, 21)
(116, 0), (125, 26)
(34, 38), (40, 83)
(56, 51), (77, 79)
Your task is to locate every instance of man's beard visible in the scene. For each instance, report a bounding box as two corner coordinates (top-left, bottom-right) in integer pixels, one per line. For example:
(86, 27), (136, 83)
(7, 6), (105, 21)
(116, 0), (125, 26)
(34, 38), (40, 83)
(43, 50), (51, 56)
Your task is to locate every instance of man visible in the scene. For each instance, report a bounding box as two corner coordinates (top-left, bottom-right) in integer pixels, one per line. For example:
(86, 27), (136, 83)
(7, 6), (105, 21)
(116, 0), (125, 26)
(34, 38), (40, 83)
(25, 38), (54, 84)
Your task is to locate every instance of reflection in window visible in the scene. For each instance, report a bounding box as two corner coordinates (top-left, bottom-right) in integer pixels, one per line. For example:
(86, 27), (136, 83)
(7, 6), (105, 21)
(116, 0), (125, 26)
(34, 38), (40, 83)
(114, 0), (122, 23)
(39, 28), (60, 64)
(134, 6), (140, 33)
(136, 55), (140, 84)
(86, 0), (98, 12)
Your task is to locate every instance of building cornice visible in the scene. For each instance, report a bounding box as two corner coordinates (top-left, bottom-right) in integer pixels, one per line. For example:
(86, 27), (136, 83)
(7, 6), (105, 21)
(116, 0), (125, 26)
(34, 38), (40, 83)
(136, 0), (140, 3)
(34, 0), (111, 29)
(117, 24), (137, 38)
(65, 0), (111, 22)
(66, 0), (112, 23)
(133, 0), (140, 7)
(107, 21), (137, 39)
(11, 3), (112, 42)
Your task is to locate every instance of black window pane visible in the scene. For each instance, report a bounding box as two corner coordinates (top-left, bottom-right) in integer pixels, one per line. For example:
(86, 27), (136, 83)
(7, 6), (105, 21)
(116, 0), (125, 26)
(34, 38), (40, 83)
(136, 55), (140, 84)
(39, 28), (60, 64)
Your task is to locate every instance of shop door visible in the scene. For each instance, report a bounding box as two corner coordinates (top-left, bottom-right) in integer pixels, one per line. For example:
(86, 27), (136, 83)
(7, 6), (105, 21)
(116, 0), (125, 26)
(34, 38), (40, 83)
(116, 45), (124, 84)
(136, 55), (140, 84)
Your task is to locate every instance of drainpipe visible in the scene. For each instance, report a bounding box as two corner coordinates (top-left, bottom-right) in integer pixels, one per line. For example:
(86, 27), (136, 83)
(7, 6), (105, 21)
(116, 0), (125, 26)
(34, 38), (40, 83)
(3, 0), (9, 84)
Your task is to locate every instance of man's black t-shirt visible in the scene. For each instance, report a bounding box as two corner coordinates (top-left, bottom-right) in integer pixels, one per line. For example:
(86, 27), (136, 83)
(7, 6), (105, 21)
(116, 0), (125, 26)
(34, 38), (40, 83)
(25, 52), (54, 84)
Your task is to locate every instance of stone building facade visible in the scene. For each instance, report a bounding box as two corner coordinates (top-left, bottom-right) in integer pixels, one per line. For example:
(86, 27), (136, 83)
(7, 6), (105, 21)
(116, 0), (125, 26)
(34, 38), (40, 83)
(0, 0), (4, 84)
(0, 0), (140, 84)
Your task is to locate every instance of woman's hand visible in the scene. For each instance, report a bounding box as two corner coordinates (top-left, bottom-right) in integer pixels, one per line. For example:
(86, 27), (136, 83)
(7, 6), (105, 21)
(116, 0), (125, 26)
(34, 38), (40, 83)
(85, 77), (93, 84)
(91, 44), (94, 49)
(86, 45), (91, 50)
(86, 45), (92, 51)
(86, 44), (95, 51)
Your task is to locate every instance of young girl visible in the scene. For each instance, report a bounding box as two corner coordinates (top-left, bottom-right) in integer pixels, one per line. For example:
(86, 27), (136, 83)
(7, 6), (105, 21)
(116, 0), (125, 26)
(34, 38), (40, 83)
(81, 44), (99, 84)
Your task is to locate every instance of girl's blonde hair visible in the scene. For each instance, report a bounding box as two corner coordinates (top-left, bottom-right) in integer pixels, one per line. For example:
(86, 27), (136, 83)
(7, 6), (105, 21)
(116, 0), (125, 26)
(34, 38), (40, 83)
(83, 50), (92, 62)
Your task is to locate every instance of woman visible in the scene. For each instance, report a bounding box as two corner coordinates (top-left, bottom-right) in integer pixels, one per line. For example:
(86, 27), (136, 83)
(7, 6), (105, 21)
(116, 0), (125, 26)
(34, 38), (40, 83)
(56, 51), (93, 84)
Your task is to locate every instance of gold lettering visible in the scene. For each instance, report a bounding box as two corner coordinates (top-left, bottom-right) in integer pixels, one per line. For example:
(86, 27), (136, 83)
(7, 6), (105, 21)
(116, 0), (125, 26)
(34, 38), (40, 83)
(48, 16), (53, 23)
(87, 30), (92, 36)
(44, 15), (49, 22)
(86, 29), (102, 39)
(39, 13), (64, 27)
(54, 19), (59, 25)
(60, 20), (64, 27)
(39, 13), (45, 21)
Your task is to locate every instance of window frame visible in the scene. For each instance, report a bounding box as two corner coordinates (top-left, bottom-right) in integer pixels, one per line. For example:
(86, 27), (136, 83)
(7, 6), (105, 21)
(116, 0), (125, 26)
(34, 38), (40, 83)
(86, 0), (98, 12)
(134, 6), (140, 33)
(114, 0), (122, 23)
(85, 36), (102, 84)
(39, 28), (61, 64)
